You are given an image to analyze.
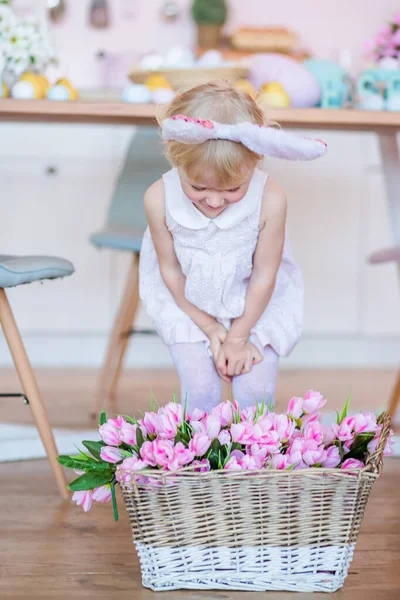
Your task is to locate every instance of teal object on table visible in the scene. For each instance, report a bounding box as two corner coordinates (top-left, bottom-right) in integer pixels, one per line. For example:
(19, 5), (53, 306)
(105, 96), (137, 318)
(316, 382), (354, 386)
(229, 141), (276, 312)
(358, 69), (400, 111)
(90, 126), (169, 253)
(303, 59), (351, 108)
(0, 255), (74, 288)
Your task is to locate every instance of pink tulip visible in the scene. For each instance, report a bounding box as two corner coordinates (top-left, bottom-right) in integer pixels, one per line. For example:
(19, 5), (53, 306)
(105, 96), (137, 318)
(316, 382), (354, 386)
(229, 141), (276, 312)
(92, 484), (112, 503)
(140, 441), (158, 467)
(72, 490), (93, 512)
(268, 453), (290, 470)
(204, 414), (222, 439)
(218, 429), (231, 446)
(172, 442), (195, 468)
(162, 402), (184, 425)
(152, 439), (175, 468)
(224, 456), (242, 471)
(302, 439), (327, 466)
(378, 23), (392, 37)
(158, 412), (179, 439)
(272, 414), (296, 442)
(210, 401), (235, 426)
(303, 390), (326, 415)
(248, 443), (269, 461)
(231, 421), (254, 445)
(239, 454), (262, 470)
(190, 420), (206, 434)
(241, 405), (257, 421)
(189, 432), (211, 457)
(322, 445), (341, 468)
(119, 422), (138, 446)
(287, 437), (305, 468)
(394, 12), (400, 26)
(332, 419), (354, 442)
(368, 427), (395, 457)
(117, 456), (147, 482)
(190, 408), (205, 421)
(287, 396), (303, 419)
(108, 416), (126, 428)
(341, 458), (364, 470)
(99, 422), (121, 446)
(191, 459), (210, 472)
(142, 412), (160, 436)
(100, 446), (124, 463)
(303, 421), (335, 445)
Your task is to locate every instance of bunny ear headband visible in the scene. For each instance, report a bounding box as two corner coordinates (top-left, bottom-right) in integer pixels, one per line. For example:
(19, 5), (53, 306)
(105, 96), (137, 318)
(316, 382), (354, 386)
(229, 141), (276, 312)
(162, 114), (327, 161)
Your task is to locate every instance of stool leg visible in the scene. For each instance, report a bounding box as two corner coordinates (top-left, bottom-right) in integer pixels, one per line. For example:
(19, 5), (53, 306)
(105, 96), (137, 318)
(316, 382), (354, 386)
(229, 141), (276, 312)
(0, 288), (69, 500)
(90, 254), (139, 419)
(387, 370), (400, 418)
(109, 274), (140, 400)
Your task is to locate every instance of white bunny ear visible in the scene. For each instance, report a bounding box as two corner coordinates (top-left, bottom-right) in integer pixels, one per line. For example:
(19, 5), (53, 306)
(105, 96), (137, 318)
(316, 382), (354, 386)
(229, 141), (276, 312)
(162, 115), (327, 161)
(238, 123), (328, 161)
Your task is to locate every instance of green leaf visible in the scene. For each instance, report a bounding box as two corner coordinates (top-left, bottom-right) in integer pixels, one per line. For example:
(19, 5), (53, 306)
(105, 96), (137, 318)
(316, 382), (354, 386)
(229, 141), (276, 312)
(111, 479), (119, 522)
(68, 470), (114, 492)
(217, 450), (223, 470)
(82, 440), (106, 461)
(120, 414), (138, 425)
(231, 442), (243, 452)
(207, 439), (221, 469)
(99, 410), (107, 426)
(58, 455), (103, 471)
(339, 393), (351, 423)
(136, 427), (145, 449)
(335, 410), (341, 425)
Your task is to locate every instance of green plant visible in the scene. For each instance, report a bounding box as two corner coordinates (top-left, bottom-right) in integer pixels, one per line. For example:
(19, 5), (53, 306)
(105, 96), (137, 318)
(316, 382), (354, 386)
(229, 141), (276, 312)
(191, 0), (227, 26)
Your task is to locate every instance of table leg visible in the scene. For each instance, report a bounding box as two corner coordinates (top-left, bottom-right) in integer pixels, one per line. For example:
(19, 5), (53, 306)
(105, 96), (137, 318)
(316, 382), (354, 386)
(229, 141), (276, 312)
(378, 132), (400, 249)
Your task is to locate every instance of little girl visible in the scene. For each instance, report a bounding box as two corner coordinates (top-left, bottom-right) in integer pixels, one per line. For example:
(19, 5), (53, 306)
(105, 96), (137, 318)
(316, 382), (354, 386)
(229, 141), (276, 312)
(140, 81), (326, 412)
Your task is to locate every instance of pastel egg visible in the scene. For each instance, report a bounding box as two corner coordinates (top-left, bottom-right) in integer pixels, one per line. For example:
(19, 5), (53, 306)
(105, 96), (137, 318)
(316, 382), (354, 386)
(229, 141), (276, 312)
(140, 53), (164, 71)
(163, 46), (195, 68)
(249, 53), (321, 108)
(197, 50), (224, 68)
(152, 87), (175, 104)
(47, 84), (71, 101)
(11, 81), (36, 99)
(121, 84), (152, 103)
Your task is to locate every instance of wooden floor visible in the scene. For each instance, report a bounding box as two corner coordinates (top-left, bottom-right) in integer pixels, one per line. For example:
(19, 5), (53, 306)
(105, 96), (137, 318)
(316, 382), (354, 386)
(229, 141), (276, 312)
(1, 368), (400, 599)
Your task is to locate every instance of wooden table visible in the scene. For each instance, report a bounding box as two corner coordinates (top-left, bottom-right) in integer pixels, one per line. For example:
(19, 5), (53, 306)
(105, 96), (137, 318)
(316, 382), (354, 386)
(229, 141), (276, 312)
(1, 98), (399, 259)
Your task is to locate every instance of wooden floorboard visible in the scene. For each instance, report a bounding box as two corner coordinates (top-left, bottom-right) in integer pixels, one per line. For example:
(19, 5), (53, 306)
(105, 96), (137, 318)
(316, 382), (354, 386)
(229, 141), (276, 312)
(1, 368), (399, 599)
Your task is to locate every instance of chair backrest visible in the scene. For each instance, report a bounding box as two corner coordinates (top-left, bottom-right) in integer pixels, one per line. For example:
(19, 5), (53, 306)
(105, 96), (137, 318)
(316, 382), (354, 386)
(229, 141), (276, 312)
(106, 126), (170, 232)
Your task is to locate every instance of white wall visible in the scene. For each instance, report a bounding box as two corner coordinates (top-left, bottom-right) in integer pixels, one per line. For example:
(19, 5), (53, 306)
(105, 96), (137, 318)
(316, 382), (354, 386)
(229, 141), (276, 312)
(0, 123), (399, 368)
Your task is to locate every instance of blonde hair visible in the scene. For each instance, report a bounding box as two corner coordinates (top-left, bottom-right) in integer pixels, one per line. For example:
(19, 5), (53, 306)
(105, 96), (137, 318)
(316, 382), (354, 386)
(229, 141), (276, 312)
(160, 80), (265, 188)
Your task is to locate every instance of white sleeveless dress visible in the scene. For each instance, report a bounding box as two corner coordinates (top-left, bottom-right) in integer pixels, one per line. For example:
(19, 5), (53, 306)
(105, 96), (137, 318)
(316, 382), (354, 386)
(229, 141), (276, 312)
(139, 167), (303, 357)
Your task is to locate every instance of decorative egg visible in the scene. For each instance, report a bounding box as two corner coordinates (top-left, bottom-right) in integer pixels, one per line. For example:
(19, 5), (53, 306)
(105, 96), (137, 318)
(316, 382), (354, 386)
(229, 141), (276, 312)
(20, 72), (51, 97)
(12, 81), (37, 99)
(360, 94), (384, 110)
(234, 79), (256, 98)
(163, 46), (195, 69)
(197, 50), (224, 68)
(152, 87), (175, 104)
(140, 53), (164, 71)
(47, 85), (71, 101)
(121, 83), (152, 103)
(387, 95), (400, 111)
(145, 74), (172, 91)
(258, 82), (291, 108)
(249, 53), (321, 108)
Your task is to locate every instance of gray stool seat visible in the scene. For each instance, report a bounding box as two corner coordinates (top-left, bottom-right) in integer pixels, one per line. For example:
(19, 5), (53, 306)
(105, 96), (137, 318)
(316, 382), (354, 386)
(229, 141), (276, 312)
(90, 226), (143, 253)
(0, 255), (74, 288)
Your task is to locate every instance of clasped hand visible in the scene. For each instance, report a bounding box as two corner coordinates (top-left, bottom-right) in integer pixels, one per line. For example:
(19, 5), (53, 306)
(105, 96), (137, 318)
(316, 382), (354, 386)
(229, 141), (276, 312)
(203, 323), (262, 383)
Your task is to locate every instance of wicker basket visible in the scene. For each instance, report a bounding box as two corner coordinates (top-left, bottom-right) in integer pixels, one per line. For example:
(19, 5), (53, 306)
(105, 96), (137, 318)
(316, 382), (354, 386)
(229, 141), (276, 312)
(119, 414), (391, 593)
(128, 66), (249, 91)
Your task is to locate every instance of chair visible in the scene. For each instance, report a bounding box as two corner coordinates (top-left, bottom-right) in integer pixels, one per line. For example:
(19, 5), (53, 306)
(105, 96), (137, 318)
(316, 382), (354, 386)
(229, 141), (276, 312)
(0, 254), (75, 499)
(90, 127), (169, 418)
(369, 246), (400, 417)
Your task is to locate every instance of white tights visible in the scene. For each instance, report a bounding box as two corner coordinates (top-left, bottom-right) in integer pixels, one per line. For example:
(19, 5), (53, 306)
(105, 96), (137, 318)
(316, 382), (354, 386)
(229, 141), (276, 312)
(169, 341), (279, 414)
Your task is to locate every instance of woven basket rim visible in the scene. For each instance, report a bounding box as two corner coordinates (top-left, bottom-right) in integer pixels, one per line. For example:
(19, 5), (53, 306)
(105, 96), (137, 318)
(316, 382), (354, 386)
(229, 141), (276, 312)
(118, 412), (391, 485)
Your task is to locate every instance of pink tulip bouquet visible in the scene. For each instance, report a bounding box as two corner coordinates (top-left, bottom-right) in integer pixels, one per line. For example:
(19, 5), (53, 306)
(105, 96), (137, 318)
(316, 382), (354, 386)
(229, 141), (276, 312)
(364, 12), (400, 61)
(58, 391), (393, 520)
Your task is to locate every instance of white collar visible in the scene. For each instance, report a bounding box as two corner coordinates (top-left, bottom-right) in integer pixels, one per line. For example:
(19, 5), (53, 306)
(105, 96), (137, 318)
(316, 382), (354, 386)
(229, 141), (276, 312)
(165, 168), (265, 231)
